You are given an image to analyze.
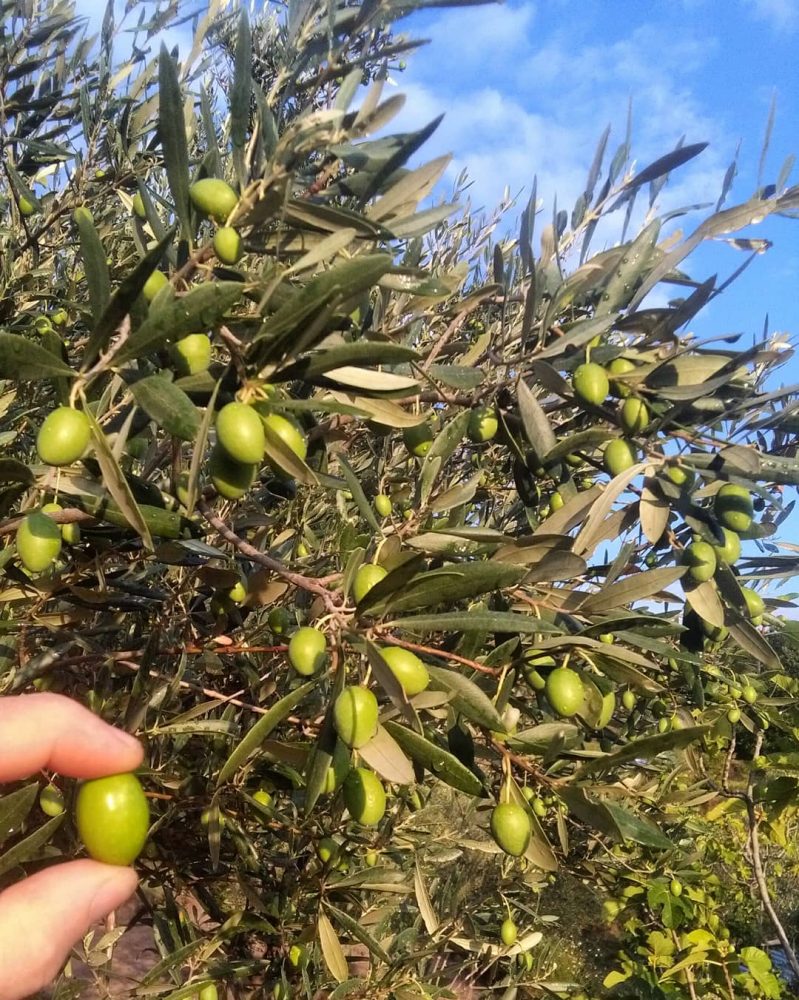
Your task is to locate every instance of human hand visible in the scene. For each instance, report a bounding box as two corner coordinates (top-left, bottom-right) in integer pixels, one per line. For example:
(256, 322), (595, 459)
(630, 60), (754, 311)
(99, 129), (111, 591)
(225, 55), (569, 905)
(0, 693), (144, 1000)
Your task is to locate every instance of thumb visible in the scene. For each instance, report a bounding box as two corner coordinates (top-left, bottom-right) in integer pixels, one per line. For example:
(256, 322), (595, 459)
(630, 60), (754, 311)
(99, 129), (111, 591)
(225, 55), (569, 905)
(0, 860), (138, 1000)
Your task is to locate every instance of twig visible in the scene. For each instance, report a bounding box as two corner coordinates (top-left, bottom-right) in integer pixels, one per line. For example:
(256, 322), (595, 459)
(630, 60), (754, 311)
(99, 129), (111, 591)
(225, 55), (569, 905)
(198, 499), (343, 612)
(744, 730), (799, 982)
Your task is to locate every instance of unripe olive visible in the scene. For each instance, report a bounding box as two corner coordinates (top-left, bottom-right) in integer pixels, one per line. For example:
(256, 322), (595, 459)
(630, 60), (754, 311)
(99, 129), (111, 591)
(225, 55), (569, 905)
(17, 511), (62, 572)
(467, 405), (498, 443)
(603, 439), (637, 476)
(39, 783), (65, 817)
(262, 412), (308, 461)
(19, 195), (36, 216)
(683, 541), (717, 583)
(343, 767), (386, 825)
(287, 626), (327, 676)
(376, 645), (430, 696)
(500, 917), (517, 946)
(742, 588), (765, 621)
(37, 407), (91, 466)
(216, 402), (266, 465)
(403, 421), (435, 457)
(316, 837), (340, 864)
(352, 563), (387, 603)
(208, 444), (257, 500)
(268, 606), (291, 634)
(213, 226), (242, 264)
(714, 483), (753, 533)
(545, 667), (585, 718)
(712, 527), (741, 565)
(189, 177), (239, 222)
(171, 333), (211, 376)
(75, 772), (149, 866)
(572, 362), (609, 406)
(132, 192), (146, 218)
(374, 493), (392, 518)
(333, 686), (379, 748)
(664, 463), (695, 490)
(620, 396), (648, 435)
(490, 802), (531, 857)
(142, 269), (168, 302)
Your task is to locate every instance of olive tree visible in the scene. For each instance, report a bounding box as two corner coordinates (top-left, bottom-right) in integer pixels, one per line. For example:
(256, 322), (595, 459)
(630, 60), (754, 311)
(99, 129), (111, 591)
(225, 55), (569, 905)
(2, 1), (799, 998)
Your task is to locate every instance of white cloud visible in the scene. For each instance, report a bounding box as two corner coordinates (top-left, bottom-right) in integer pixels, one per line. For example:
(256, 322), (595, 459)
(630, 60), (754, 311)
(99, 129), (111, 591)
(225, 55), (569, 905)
(389, 6), (731, 255)
(748, 0), (799, 31)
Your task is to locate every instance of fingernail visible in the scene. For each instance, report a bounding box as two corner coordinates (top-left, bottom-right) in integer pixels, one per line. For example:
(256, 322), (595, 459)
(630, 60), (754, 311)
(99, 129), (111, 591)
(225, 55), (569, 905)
(88, 871), (138, 924)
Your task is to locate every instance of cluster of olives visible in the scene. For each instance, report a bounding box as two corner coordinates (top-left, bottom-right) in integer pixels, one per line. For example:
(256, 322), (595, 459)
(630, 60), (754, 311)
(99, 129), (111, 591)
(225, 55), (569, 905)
(401, 404), (498, 458)
(281, 617), (430, 826)
(210, 400), (308, 501)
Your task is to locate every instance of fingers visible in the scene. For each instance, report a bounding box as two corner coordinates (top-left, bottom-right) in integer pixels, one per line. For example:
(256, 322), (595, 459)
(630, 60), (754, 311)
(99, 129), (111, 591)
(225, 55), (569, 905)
(0, 693), (143, 782)
(0, 859), (138, 1000)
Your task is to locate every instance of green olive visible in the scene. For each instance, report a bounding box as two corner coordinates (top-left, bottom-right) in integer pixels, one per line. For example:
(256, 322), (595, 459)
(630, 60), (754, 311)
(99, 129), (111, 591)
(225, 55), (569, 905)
(189, 177), (239, 222)
(75, 772), (150, 866)
(37, 407), (91, 466)
(287, 626), (327, 676)
(17, 511), (62, 572)
(216, 402), (266, 465)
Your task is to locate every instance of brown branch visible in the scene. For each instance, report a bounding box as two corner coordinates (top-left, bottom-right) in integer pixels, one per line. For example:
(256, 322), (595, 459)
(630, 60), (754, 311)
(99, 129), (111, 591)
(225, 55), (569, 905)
(0, 508), (95, 535)
(198, 499), (343, 612)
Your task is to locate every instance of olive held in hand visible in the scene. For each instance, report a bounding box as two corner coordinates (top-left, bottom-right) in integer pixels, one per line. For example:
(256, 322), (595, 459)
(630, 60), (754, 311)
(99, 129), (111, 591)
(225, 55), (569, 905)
(712, 527), (741, 565)
(377, 646), (430, 696)
(142, 269), (168, 302)
(189, 177), (239, 222)
(545, 667), (585, 718)
(352, 563), (387, 603)
(75, 772), (150, 866)
(490, 802), (531, 857)
(288, 626), (327, 676)
(403, 421), (435, 457)
(683, 540), (717, 583)
(603, 439), (636, 476)
(714, 483), (753, 533)
(467, 405), (498, 443)
(262, 412), (308, 461)
(37, 406), (91, 466)
(333, 686), (379, 748)
(213, 226), (242, 264)
(572, 362), (609, 406)
(500, 918), (518, 947)
(620, 397), (648, 435)
(343, 767), (386, 826)
(170, 333), (211, 376)
(216, 402), (266, 465)
(17, 510), (62, 572)
(209, 444), (257, 500)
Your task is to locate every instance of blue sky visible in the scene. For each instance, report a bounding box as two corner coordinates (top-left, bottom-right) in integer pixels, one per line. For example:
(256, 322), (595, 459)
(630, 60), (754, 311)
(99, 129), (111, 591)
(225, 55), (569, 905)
(391, 0), (799, 363)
